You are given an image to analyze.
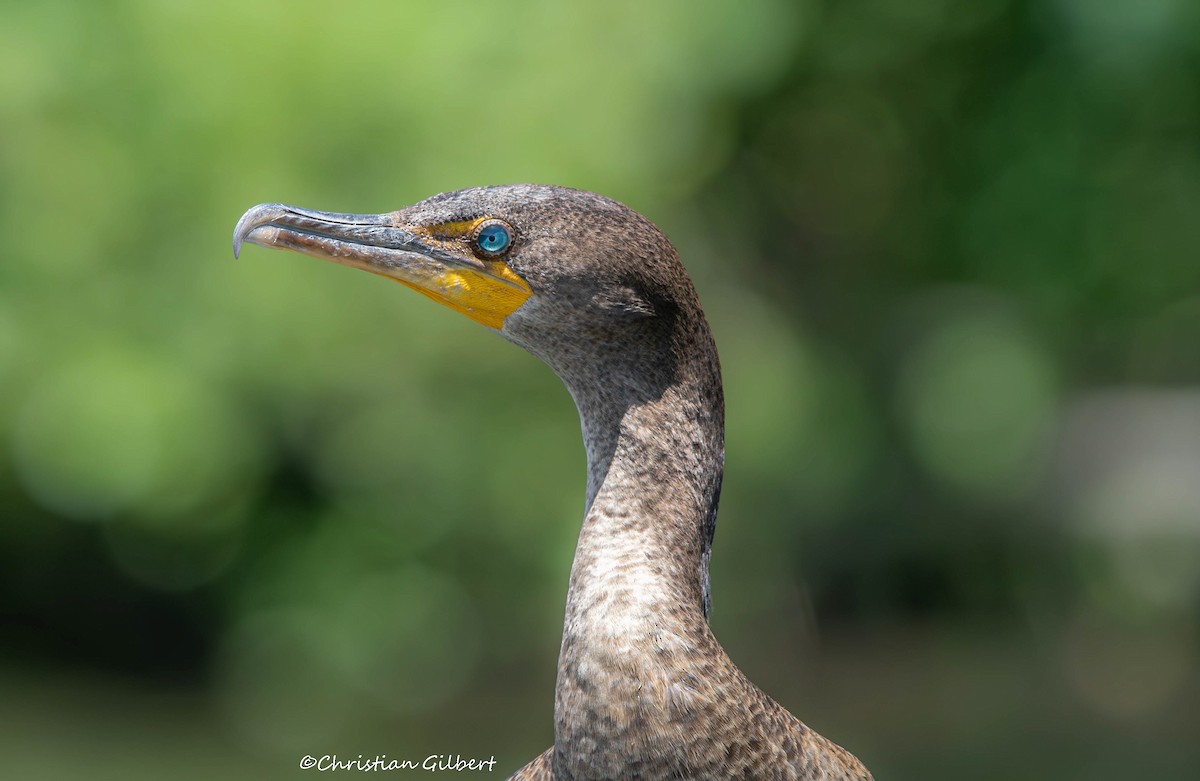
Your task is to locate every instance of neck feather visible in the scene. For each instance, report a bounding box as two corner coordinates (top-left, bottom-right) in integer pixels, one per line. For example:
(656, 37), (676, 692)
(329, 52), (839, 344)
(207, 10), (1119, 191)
(553, 302), (725, 644)
(572, 373), (723, 618)
(548, 323), (725, 770)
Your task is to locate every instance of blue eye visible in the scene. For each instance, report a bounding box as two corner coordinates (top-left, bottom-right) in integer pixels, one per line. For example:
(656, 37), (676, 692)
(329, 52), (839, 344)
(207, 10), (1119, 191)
(474, 221), (512, 257)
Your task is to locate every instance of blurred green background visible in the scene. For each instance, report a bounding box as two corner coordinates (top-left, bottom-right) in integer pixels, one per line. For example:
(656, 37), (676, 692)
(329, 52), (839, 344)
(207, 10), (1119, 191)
(2, 0), (1198, 778)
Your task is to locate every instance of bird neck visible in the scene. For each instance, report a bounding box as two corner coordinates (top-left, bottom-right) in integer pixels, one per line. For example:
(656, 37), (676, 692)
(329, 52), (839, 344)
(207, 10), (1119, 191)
(560, 320), (725, 651)
(548, 328), (727, 767)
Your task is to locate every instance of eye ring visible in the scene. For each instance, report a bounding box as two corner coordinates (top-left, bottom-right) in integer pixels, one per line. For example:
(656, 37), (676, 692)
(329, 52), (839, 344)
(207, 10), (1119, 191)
(472, 219), (513, 258)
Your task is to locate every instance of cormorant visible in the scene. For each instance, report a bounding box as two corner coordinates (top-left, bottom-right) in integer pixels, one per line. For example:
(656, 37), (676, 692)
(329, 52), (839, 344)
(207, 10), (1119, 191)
(233, 185), (872, 780)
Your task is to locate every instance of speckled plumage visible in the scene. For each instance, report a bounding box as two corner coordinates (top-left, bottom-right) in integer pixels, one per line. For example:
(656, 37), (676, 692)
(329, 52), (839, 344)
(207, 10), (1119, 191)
(234, 185), (872, 780)
(469, 187), (871, 781)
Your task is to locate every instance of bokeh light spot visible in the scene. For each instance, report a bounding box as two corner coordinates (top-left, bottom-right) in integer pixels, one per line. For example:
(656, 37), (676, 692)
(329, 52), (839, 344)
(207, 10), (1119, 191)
(898, 304), (1058, 498)
(12, 347), (260, 528)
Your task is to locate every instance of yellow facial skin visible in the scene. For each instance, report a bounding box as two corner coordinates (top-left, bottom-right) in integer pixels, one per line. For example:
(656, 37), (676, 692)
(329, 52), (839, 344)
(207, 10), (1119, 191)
(404, 219), (532, 329)
(232, 205), (532, 330)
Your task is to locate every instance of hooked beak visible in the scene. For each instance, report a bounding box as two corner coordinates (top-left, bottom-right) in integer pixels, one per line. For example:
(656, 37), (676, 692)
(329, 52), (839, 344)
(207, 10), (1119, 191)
(232, 203), (531, 329)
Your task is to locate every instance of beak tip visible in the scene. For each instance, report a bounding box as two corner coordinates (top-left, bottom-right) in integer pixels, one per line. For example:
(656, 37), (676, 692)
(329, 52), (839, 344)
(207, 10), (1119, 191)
(233, 202), (285, 260)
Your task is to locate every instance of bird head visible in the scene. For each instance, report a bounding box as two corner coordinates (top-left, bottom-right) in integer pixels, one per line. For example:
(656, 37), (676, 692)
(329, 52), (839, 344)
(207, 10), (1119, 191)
(234, 185), (700, 387)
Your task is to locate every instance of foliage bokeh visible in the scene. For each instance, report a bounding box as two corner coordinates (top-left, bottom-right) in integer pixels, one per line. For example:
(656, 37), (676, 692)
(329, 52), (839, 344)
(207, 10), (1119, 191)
(2, 1), (1198, 778)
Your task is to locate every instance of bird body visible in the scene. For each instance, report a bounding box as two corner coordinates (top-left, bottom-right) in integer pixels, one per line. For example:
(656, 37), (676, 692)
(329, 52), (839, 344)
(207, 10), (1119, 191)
(234, 185), (871, 780)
